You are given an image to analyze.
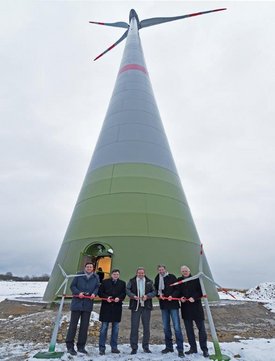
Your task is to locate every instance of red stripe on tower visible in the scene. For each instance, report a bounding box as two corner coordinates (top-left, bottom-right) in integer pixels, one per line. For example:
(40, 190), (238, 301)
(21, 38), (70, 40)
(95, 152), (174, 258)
(119, 64), (148, 75)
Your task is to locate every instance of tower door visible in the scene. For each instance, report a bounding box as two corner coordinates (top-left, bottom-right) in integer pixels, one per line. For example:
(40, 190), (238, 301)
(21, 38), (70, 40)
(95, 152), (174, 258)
(78, 242), (113, 279)
(96, 256), (112, 280)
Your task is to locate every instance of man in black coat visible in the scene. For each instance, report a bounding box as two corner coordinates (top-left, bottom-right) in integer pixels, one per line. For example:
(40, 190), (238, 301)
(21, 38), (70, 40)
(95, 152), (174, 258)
(178, 265), (209, 358)
(126, 267), (156, 354)
(154, 265), (184, 358)
(98, 269), (126, 355)
(65, 263), (100, 356)
(96, 267), (105, 283)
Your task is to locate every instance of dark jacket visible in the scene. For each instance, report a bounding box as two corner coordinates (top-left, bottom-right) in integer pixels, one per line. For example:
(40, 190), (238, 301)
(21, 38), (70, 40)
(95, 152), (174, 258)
(126, 276), (156, 310)
(96, 270), (105, 283)
(70, 272), (100, 312)
(154, 273), (180, 310)
(98, 278), (126, 322)
(177, 275), (204, 320)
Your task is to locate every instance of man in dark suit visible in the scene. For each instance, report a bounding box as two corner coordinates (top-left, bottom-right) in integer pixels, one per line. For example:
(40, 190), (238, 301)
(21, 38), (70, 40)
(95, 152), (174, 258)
(178, 265), (209, 358)
(65, 262), (100, 356)
(126, 267), (156, 354)
(98, 269), (126, 355)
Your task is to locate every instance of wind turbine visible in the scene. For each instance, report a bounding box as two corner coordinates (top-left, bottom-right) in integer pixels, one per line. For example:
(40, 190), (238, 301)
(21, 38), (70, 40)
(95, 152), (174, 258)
(89, 8), (230, 361)
(44, 7), (226, 305)
(91, 8), (226, 60)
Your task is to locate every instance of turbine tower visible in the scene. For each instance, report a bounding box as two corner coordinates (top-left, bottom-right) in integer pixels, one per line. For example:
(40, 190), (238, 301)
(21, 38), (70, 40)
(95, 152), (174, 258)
(44, 7), (226, 301)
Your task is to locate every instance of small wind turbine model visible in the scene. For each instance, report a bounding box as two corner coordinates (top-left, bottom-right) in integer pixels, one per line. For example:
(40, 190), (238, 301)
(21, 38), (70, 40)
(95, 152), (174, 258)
(34, 265), (82, 359)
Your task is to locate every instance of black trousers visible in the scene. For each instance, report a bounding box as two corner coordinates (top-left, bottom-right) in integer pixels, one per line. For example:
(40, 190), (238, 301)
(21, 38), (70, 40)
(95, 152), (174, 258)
(130, 307), (151, 351)
(66, 310), (91, 349)
(183, 319), (208, 352)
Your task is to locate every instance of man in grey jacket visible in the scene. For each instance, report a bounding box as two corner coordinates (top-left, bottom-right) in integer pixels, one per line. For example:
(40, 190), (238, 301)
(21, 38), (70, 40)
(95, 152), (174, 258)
(126, 267), (156, 355)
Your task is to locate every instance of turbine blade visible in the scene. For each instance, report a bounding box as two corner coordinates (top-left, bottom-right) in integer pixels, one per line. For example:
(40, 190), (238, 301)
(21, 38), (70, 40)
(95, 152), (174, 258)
(140, 8), (226, 28)
(203, 274), (237, 300)
(202, 274), (220, 288)
(58, 263), (67, 278)
(94, 29), (128, 61)
(55, 279), (67, 296)
(170, 273), (202, 286)
(68, 274), (83, 278)
(89, 21), (129, 29)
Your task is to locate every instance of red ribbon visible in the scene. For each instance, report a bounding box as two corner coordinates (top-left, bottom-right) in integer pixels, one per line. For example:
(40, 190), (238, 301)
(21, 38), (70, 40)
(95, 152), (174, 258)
(160, 296), (207, 301)
(59, 294), (208, 302)
(60, 295), (121, 302)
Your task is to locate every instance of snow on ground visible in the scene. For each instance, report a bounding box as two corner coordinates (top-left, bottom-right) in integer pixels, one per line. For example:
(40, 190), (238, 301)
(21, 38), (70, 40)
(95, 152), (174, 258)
(218, 282), (275, 313)
(245, 282), (275, 302)
(0, 339), (275, 361)
(1, 281), (275, 360)
(218, 289), (248, 301)
(0, 281), (47, 302)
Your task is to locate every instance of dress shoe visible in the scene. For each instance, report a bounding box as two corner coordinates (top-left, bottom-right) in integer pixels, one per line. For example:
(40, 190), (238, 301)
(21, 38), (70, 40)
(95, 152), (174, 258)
(131, 349), (137, 354)
(203, 350), (210, 358)
(161, 348), (174, 354)
(144, 348), (152, 353)
(67, 348), (77, 356)
(178, 350), (185, 358)
(185, 349), (197, 355)
(78, 348), (88, 354)
(111, 349), (120, 353)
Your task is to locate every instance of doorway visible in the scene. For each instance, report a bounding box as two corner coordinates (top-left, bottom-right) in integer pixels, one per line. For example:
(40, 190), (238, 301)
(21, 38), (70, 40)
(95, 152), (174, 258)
(78, 242), (113, 280)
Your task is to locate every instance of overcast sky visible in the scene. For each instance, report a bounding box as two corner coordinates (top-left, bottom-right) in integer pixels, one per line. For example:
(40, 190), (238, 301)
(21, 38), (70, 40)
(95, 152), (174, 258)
(1, 1), (274, 289)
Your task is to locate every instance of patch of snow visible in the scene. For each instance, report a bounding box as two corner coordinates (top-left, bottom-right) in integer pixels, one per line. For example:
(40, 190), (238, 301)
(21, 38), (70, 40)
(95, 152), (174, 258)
(91, 310), (99, 321)
(0, 281), (47, 302)
(0, 340), (275, 361)
(263, 302), (275, 313)
(218, 290), (247, 301)
(218, 282), (275, 313)
(245, 282), (275, 302)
